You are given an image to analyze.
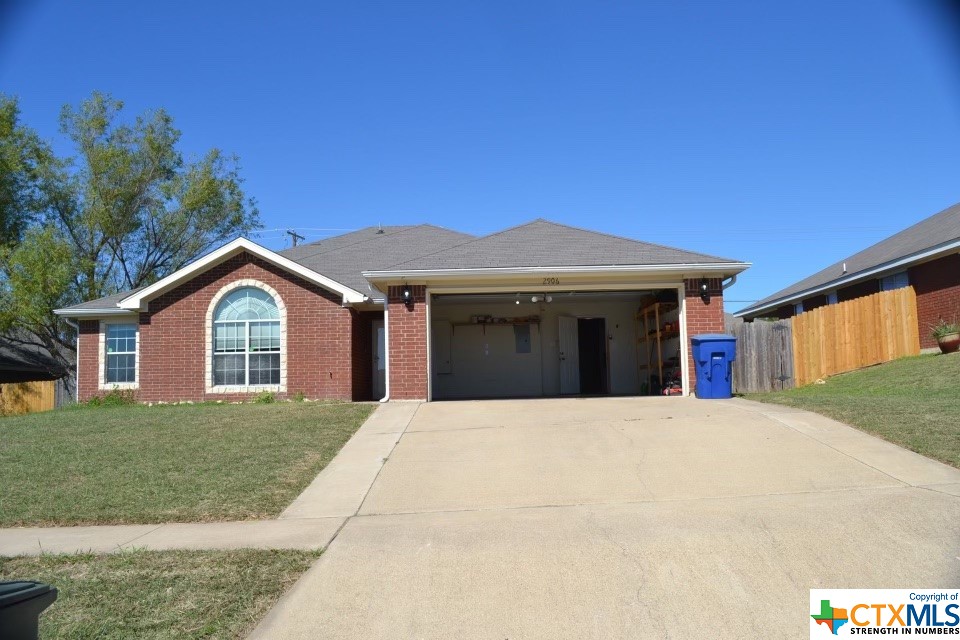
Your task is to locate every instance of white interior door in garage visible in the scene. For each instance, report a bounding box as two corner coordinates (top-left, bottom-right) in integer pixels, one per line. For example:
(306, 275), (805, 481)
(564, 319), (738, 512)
(558, 315), (580, 394)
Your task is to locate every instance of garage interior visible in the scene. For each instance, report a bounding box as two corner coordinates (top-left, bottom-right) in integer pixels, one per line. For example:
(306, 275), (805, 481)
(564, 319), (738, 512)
(429, 289), (682, 400)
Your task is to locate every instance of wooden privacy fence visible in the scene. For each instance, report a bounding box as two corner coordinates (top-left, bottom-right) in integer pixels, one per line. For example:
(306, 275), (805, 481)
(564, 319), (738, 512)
(792, 287), (920, 386)
(0, 380), (58, 416)
(728, 318), (794, 393)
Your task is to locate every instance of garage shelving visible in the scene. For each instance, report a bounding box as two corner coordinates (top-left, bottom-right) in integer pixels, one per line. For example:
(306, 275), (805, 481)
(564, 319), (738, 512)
(451, 315), (541, 334)
(636, 301), (681, 395)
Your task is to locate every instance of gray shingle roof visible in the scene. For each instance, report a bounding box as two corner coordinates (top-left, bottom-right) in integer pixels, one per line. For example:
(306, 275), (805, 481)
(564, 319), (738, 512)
(58, 287), (145, 312)
(0, 335), (67, 380)
(58, 226), (474, 311)
(376, 219), (742, 271)
(737, 202), (960, 317)
(59, 219), (747, 311)
(279, 225), (475, 298)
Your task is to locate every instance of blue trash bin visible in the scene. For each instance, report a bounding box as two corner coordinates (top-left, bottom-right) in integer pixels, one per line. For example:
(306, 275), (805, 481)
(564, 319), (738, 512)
(691, 334), (736, 399)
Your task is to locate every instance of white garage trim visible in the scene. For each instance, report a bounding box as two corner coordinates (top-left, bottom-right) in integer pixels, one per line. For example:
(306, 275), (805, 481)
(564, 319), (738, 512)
(364, 263), (750, 280)
(425, 283), (688, 400)
(425, 286), (433, 402)
(678, 281), (690, 397)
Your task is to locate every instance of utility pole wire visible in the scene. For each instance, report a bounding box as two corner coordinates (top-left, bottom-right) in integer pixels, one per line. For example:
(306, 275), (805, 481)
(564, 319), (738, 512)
(285, 229), (305, 247)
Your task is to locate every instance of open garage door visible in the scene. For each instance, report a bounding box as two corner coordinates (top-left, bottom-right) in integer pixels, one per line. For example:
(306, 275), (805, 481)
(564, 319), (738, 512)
(428, 289), (682, 400)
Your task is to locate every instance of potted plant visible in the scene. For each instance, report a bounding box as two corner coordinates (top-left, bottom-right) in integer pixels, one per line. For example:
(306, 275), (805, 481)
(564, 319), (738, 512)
(931, 319), (960, 354)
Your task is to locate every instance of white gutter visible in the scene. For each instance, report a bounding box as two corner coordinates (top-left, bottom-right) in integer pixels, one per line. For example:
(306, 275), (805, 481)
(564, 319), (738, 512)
(734, 240), (960, 318)
(379, 300), (390, 403)
(363, 262), (751, 280)
(54, 308), (136, 318)
(62, 318), (80, 402)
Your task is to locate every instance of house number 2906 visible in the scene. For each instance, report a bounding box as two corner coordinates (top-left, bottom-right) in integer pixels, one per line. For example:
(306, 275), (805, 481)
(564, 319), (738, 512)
(542, 277), (560, 286)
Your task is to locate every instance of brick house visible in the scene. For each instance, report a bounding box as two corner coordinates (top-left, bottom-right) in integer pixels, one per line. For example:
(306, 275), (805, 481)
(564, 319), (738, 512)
(56, 220), (749, 402)
(735, 202), (960, 349)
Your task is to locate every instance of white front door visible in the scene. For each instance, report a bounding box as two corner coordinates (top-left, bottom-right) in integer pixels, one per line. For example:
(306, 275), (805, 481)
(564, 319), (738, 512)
(372, 320), (386, 399)
(558, 316), (580, 395)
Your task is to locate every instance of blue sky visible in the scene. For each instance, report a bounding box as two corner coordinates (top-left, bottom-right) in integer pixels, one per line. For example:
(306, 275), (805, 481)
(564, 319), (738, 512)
(2, 0), (958, 310)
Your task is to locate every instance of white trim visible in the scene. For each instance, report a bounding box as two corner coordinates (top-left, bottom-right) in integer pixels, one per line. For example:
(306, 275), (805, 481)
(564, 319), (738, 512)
(363, 262), (750, 281)
(424, 282), (689, 400)
(424, 282), (686, 295)
(205, 279), (288, 394)
(117, 237), (366, 312)
(735, 240), (960, 318)
(425, 287), (433, 402)
(379, 300), (390, 402)
(678, 282), (690, 397)
(99, 320), (139, 391)
(54, 308), (137, 318)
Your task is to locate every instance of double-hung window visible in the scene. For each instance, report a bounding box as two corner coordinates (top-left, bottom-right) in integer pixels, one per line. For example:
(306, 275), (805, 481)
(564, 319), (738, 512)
(213, 288), (281, 386)
(105, 324), (137, 383)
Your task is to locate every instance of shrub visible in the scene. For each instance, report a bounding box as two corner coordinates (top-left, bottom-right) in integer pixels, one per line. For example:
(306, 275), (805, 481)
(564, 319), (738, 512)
(254, 391), (275, 404)
(87, 388), (137, 407)
(293, 391), (306, 403)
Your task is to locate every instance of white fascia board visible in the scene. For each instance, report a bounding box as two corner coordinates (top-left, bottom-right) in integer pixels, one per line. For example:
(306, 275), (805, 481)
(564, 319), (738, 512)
(117, 237), (367, 311)
(734, 240), (960, 318)
(362, 262), (751, 281)
(53, 308), (138, 318)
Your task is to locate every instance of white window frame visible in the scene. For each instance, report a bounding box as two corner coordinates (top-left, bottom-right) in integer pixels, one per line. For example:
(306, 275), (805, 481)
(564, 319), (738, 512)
(99, 321), (139, 390)
(205, 279), (287, 394)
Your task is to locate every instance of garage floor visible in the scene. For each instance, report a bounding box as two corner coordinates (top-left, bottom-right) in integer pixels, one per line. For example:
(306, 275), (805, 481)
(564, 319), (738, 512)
(253, 397), (960, 639)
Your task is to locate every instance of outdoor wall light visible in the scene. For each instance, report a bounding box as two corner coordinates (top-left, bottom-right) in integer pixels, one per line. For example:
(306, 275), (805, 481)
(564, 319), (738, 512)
(699, 278), (710, 303)
(401, 285), (413, 308)
(531, 295), (553, 303)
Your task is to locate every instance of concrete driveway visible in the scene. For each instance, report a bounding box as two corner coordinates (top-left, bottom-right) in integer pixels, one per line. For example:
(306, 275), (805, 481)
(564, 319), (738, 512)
(252, 397), (960, 639)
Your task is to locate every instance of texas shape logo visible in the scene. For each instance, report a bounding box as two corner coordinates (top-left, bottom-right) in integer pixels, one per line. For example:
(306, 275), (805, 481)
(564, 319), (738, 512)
(811, 599), (849, 635)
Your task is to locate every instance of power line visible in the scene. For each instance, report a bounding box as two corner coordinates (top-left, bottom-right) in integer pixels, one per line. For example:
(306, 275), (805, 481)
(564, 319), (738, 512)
(285, 229), (305, 247)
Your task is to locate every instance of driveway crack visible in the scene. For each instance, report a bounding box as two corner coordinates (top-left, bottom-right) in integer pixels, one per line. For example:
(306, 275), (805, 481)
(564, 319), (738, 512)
(355, 403), (421, 517)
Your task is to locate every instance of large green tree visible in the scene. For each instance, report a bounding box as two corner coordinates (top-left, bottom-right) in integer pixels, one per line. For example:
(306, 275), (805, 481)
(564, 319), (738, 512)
(0, 92), (260, 367)
(0, 96), (51, 245)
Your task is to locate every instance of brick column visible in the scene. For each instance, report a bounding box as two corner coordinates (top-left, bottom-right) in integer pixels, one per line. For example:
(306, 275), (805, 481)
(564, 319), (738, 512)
(76, 320), (101, 402)
(388, 285), (428, 400)
(909, 254), (960, 350)
(683, 278), (725, 393)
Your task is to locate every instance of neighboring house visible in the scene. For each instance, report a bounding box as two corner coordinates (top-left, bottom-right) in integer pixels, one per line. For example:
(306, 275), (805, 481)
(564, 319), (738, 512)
(0, 337), (70, 414)
(0, 338), (67, 384)
(735, 202), (960, 349)
(55, 220), (749, 402)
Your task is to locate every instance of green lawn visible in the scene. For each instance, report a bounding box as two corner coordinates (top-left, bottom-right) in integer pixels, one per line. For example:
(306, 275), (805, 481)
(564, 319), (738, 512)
(0, 401), (374, 526)
(747, 352), (960, 468)
(0, 549), (318, 639)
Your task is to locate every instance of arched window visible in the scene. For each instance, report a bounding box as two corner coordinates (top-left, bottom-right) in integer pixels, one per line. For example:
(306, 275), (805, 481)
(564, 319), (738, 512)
(212, 288), (281, 386)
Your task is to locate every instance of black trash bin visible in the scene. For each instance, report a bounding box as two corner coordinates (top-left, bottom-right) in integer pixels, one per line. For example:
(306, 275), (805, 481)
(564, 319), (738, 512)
(0, 581), (58, 640)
